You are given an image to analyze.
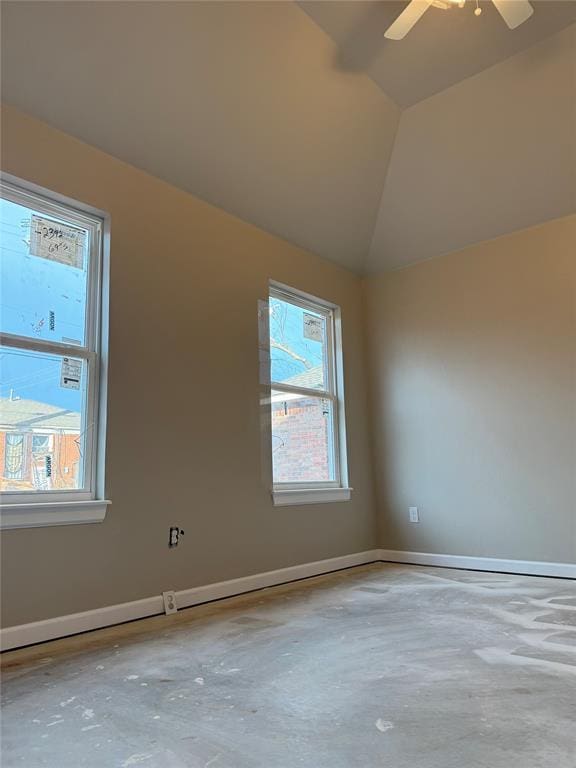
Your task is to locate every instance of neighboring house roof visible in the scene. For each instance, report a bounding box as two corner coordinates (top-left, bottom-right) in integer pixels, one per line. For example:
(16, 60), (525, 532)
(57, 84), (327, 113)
(0, 397), (81, 432)
(282, 365), (324, 391)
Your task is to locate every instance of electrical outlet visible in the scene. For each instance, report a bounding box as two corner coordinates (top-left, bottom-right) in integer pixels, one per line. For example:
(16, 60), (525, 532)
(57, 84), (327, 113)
(409, 506), (419, 523)
(168, 526), (185, 548)
(162, 591), (177, 615)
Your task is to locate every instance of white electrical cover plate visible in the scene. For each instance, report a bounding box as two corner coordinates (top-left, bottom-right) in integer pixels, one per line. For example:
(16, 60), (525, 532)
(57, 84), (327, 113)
(162, 591), (178, 615)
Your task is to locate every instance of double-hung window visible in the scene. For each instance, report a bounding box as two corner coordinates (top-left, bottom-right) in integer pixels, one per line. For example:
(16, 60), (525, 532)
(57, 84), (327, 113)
(268, 283), (350, 506)
(0, 178), (109, 528)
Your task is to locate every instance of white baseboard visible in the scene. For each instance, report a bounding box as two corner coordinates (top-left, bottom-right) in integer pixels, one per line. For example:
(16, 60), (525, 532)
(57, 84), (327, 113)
(0, 549), (380, 652)
(3, 547), (574, 652)
(379, 549), (576, 579)
(175, 549), (379, 611)
(0, 594), (165, 653)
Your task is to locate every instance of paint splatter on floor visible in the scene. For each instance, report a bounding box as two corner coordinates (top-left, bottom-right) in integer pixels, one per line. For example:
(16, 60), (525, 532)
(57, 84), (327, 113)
(2, 564), (576, 768)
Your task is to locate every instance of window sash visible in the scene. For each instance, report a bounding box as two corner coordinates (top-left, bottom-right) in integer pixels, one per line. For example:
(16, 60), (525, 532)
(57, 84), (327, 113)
(268, 285), (342, 489)
(269, 286), (337, 399)
(1, 182), (103, 353)
(0, 181), (103, 503)
(271, 382), (335, 401)
(0, 332), (94, 360)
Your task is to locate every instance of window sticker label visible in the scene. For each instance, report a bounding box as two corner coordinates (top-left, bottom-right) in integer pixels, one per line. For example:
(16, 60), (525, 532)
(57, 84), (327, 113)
(30, 215), (86, 269)
(303, 312), (323, 342)
(60, 357), (82, 389)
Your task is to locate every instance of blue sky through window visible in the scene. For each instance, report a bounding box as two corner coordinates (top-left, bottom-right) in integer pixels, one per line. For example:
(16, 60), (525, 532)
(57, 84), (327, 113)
(0, 197), (88, 410)
(269, 296), (326, 390)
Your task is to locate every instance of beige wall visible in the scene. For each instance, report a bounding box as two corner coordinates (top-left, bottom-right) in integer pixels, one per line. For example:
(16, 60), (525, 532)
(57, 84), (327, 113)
(365, 215), (576, 563)
(2, 103), (575, 632)
(1, 1), (400, 272)
(0, 105), (376, 627)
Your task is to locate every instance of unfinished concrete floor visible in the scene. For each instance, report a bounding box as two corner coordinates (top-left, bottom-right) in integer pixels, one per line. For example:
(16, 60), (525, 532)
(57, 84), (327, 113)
(2, 563), (576, 767)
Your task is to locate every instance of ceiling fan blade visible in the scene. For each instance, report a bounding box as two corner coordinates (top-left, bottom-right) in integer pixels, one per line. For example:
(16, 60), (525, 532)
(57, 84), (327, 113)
(491, 0), (534, 29)
(384, 0), (434, 40)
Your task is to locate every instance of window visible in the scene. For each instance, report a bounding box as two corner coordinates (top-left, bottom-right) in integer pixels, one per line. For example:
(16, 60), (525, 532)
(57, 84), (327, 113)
(268, 283), (350, 506)
(0, 177), (109, 528)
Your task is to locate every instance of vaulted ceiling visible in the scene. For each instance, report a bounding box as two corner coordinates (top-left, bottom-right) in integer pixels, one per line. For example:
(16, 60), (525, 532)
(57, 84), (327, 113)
(300, 0), (576, 107)
(2, 1), (575, 274)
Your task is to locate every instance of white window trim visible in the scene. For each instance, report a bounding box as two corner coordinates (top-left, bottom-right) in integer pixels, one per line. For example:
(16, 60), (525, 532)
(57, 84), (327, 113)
(0, 174), (110, 529)
(0, 499), (111, 529)
(272, 487), (352, 507)
(268, 281), (352, 507)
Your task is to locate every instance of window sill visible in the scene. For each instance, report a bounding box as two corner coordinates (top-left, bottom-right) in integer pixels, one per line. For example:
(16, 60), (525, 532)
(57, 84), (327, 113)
(0, 499), (111, 530)
(272, 488), (352, 507)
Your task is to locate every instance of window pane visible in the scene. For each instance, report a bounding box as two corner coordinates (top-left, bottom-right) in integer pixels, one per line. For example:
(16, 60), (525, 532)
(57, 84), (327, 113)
(0, 196), (90, 346)
(0, 346), (88, 492)
(269, 296), (328, 391)
(271, 391), (336, 484)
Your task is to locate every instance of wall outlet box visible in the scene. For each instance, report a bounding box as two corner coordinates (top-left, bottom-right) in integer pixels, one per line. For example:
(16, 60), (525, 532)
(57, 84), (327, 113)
(409, 506), (420, 523)
(162, 591), (177, 615)
(169, 526), (185, 548)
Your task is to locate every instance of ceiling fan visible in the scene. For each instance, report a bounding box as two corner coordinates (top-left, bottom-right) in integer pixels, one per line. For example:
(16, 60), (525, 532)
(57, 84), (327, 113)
(384, 0), (534, 40)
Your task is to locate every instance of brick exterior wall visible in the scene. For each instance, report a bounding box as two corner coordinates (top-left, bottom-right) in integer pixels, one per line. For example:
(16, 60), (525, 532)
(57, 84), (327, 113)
(0, 431), (80, 491)
(271, 397), (331, 483)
